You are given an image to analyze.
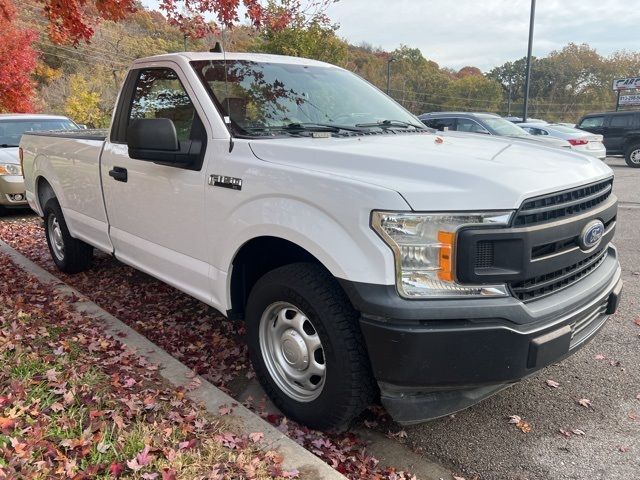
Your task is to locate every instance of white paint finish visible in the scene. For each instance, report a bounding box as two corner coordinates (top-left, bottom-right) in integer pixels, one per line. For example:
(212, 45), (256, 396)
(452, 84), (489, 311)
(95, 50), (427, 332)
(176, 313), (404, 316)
(100, 138), (213, 305)
(203, 142), (406, 310)
(249, 132), (614, 211)
(100, 61), (214, 306)
(21, 135), (112, 251)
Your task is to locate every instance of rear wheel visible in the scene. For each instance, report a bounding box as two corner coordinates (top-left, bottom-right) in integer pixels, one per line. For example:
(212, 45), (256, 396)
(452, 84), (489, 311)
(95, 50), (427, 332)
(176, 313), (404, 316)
(43, 198), (93, 273)
(624, 143), (640, 168)
(246, 263), (376, 431)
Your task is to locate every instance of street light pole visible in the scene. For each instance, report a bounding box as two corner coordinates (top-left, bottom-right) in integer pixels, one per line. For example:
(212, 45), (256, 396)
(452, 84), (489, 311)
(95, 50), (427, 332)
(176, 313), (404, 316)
(522, 0), (536, 122)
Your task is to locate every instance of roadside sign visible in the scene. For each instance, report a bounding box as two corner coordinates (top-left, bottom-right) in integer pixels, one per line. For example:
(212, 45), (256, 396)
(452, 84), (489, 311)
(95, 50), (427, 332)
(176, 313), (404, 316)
(613, 77), (640, 91)
(619, 94), (640, 106)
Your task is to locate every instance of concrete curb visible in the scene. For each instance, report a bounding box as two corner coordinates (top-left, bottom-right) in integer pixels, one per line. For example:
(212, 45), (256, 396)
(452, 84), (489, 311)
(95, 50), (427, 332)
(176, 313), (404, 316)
(0, 239), (346, 480)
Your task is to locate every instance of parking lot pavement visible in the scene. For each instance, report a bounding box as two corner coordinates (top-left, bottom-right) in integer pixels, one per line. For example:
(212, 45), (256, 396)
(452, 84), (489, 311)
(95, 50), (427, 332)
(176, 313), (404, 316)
(404, 157), (640, 480)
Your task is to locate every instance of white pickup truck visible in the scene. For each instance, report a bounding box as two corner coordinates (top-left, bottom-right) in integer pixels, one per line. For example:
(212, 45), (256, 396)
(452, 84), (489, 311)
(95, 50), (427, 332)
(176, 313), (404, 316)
(21, 52), (622, 430)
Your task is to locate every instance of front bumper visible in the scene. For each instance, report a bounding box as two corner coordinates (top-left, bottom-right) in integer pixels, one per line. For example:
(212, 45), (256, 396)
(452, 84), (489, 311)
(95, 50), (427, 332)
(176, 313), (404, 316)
(0, 175), (28, 207)
(340, 245), (622, 424)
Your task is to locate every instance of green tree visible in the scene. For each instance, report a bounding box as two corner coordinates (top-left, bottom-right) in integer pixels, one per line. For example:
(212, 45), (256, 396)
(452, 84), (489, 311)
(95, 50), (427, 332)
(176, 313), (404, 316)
(64, 75), (110, 128)
(445, 75), (503, 112)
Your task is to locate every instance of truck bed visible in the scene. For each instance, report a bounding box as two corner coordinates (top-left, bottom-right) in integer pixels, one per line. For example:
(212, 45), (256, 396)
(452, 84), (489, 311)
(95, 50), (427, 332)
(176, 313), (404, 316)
(22, 129), (108, 141)
(20, 129), (112, 253)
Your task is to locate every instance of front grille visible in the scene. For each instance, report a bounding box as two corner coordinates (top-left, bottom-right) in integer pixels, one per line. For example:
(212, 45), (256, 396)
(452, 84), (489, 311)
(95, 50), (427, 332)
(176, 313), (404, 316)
(513, 178), (613, 227)
(510, 248), (608, 301)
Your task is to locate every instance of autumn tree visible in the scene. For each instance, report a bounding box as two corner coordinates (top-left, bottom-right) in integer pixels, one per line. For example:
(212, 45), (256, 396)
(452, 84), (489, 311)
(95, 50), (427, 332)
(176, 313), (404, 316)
(64, 75), (110, 128)
(0, 1), (38, 112)
(253, 0), (347, 65)
(445, 75), (503, 112)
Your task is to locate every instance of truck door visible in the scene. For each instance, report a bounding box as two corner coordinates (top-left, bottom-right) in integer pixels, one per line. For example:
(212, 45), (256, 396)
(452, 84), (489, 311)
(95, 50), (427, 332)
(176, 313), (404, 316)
(603, 113), (635, 154)
(100, 65), (212, 304)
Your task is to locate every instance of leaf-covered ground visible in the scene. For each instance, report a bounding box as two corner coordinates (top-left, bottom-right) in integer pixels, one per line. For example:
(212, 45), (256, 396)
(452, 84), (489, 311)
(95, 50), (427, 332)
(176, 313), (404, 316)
(0, 251), (299, 479)
(0, 217), (416, 480)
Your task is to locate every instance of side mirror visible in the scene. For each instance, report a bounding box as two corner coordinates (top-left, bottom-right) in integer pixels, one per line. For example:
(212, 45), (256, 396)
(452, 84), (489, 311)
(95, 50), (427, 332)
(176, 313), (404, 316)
(128, 118), (178, 159)
(127, 118), (198, 166)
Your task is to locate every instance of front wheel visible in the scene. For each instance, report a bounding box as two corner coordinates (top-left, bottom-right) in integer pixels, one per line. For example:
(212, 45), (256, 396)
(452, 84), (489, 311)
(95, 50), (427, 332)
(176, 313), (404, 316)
(43, 199), (93, 273)
(246, 263), (376, 431)
(624, 143), (640, 168)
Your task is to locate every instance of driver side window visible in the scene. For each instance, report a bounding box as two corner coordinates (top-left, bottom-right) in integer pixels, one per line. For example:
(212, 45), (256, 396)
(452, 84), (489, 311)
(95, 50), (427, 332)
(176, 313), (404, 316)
(128, 68), (196, 142)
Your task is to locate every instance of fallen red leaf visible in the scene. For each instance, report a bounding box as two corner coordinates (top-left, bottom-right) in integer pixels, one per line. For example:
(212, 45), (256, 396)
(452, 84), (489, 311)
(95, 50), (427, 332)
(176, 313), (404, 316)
(109, 462), (125, 476)
(0, 417), (15, 432)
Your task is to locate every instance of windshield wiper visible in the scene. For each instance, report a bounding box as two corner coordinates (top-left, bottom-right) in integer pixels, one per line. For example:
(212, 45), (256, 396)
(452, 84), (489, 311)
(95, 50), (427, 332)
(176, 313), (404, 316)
(246, 123), (365, 134)
(355, 119), (426, 130)
(0, 144), (19, 148)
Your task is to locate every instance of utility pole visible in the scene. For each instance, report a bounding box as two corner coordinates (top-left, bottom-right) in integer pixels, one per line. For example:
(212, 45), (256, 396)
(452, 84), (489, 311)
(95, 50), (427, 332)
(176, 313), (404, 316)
(386, 57), (396, 95)
(184, 33), (188, 52)
(522, 0), (536, 122)
(507, 82), (513, 116)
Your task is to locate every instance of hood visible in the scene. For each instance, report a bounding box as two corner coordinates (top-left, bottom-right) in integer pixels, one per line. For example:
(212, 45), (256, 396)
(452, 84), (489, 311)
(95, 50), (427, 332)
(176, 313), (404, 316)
(516, 135), (571, 148)
(249, 132), (613, 211)
(0, 147), (19, 164)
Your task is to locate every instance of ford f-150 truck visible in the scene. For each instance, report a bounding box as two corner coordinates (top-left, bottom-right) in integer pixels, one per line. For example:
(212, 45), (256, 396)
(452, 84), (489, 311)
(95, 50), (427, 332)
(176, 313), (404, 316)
(20, 52), (622, 430)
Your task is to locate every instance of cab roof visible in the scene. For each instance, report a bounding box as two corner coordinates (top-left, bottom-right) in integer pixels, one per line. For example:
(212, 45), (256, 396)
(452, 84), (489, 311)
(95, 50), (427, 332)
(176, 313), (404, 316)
(132, 52), (336, 68)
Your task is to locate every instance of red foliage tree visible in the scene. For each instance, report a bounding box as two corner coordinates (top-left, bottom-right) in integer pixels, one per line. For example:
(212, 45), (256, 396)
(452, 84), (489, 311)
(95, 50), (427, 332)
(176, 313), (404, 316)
(0, 0), (332, 111)
(17, 0), (333, 45)
(0, 0), (38, 112)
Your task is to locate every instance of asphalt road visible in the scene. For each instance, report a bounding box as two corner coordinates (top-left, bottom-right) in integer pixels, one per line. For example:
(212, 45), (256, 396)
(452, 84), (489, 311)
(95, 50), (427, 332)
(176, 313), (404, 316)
(405, 157), (640, 480)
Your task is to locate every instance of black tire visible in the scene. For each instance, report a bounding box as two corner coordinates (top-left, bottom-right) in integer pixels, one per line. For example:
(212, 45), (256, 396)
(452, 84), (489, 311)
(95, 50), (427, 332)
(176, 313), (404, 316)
(624, 143), (640, 168)
(43, 198), (93, 273)
(246, 263), (376, 431)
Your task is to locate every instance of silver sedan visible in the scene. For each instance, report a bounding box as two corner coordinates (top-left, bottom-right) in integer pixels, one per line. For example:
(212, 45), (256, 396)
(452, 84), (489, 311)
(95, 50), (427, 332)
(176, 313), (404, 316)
(519, 122), (606, 160)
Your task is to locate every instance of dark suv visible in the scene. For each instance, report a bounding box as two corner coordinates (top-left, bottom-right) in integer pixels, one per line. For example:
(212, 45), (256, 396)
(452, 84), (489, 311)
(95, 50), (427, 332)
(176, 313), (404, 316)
(577, 111), (640, 167)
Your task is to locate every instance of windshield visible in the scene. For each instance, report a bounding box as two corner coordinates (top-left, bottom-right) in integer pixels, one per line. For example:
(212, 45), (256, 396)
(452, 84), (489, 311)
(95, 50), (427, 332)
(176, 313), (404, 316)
(191, 60), (422, 135)
(0, 118), (78, 147)
(476, 115), (529, 137)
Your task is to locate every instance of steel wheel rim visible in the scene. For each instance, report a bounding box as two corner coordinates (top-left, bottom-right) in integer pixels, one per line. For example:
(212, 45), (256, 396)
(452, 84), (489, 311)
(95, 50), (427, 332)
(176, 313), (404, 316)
(259, 302), (326, 402)
(630, 149), (640, 164)
(48, 215), (65, 261)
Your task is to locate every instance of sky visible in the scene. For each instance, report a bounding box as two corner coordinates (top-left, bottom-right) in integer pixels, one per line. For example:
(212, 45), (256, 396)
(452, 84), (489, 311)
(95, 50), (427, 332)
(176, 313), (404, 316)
(141, 0), (638, 72)
(326, 0), (636, 71)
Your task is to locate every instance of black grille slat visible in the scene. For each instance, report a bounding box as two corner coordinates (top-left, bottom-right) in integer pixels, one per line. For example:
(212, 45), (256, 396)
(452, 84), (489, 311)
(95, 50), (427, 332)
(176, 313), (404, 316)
(510, 249), (608, 301)
(475, 241), (494, 268)
(514, 178), (613, 227)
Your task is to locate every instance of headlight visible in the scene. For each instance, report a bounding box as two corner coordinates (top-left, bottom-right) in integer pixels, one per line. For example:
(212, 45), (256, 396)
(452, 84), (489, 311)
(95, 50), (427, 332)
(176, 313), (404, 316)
(371, 211), (513, 298)
(0, 163), (22, 176)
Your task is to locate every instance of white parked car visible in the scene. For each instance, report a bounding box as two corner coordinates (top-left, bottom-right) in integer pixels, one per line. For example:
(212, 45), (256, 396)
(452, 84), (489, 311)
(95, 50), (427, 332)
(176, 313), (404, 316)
(20, 52), (622, 430)
(519, 122), (606, 160)
(0, 114), (78, 213)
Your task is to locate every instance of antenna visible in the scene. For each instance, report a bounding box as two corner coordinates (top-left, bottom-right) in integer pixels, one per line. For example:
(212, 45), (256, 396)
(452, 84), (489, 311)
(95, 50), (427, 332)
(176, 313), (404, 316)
(219, 28), (234, 152)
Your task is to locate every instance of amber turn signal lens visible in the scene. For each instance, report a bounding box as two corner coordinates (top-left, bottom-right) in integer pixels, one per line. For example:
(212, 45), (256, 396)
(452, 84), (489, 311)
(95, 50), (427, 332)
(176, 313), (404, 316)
(437, 231), (455, 281)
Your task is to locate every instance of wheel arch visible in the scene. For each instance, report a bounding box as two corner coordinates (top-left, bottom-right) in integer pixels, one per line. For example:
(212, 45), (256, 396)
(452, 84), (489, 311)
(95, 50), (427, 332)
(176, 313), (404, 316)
(35, 176), (58, 216)
(227, 235), (335, 319)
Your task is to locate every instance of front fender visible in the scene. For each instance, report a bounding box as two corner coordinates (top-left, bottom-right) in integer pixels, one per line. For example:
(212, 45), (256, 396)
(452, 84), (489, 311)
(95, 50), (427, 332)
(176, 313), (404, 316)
(216, 195), (399, 287)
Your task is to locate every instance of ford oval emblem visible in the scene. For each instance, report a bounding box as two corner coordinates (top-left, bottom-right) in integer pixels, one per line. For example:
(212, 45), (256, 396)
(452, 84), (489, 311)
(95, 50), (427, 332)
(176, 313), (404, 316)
(579, 220), (605, 250)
